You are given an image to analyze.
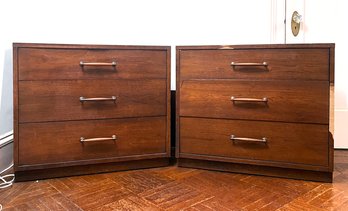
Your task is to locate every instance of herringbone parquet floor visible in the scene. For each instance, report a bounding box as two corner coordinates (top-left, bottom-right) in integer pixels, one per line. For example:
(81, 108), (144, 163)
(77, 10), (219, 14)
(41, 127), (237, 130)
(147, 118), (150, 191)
(1, 150), (348, 210)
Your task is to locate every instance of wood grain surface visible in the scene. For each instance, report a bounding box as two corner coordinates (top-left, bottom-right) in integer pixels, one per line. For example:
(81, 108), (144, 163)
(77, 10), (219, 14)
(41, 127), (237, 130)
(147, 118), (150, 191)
(18, 117), (167, 166)
(13, 43), (171, 180)
(19, 79), (166, 123)
(179, 48), (329, 81)
(179, 117), (329, 169)
(180, 80), (329, 124)
(1, 150), (347, 210)
(18, 48), (167, 80)
(176, 44), (334, 182)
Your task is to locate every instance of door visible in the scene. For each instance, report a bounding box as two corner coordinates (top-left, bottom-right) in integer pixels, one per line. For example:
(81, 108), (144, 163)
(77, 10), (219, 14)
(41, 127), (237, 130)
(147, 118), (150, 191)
(286, 0), (348, 148)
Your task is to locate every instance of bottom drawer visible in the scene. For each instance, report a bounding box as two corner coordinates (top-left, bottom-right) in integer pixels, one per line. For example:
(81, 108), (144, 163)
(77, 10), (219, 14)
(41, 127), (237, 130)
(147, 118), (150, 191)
(18, 117), (167, 166)
(179, 117), (328, 167)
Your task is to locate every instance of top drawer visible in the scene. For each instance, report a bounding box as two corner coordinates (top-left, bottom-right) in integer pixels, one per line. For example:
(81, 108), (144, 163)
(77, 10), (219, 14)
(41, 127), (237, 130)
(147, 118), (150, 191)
(17, 48), (167, 80)
(179, 48), (329, 81)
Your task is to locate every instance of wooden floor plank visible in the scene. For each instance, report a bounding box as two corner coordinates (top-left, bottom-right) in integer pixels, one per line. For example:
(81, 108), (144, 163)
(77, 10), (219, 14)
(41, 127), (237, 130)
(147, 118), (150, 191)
(1, 150), (348, 210)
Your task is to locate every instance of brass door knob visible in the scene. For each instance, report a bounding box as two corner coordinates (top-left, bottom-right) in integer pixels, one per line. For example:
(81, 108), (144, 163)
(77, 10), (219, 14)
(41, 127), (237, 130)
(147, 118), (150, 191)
(291, 11), (302, 36)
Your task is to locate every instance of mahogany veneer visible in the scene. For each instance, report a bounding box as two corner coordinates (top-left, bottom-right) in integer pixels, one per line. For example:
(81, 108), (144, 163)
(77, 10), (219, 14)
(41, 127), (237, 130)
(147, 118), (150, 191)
(13, 43), (171, 181)
(176, 44), (334, 182)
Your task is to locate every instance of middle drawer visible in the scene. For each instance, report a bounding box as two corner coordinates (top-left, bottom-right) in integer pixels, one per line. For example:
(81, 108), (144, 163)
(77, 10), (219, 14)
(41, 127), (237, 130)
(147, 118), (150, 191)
(19, 79), (166, 123)
(180, 80), (329, 124)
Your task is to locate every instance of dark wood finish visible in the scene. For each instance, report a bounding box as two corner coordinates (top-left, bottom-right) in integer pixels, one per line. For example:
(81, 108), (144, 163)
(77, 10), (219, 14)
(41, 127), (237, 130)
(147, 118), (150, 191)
(13, 42), (171, 50)
(18, 48), (167, 80)
(180, 80), (329, 124)
(180, 117), (329, 169)
(18, 117), (166, 166)
(15, 158), (169, 182)
(179, 48), (329, 81)
(19, 79), (166, 123)
(176, 44), (334, 182)
(176, 43), (335, 50)
(176, 47), (182, 159)
(170, 91), (176, 157)
(178, 158), (332, 182)
(166, 49), (171, 158)
(329, 44), (335, 84)
(13, 43), (171, 180)
(1, 150), (348, 210)
(13, 45), (19, 169)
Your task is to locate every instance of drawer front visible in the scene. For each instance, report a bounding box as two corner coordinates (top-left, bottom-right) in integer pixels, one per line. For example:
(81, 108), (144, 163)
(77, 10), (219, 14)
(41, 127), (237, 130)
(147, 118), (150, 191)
(180, 118), (328, 167)
(18, 117), (166, 166)
(180, 80), (329, 124)
(179, 49), (329, 80)
(19, 79), (166, 123)
(18, 48), (167, 80)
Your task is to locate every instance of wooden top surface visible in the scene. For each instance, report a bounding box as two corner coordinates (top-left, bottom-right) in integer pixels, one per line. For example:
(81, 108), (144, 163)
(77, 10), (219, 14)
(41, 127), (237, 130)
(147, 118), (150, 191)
(176, 43), (335, 50)
(13, 42), (171, 50)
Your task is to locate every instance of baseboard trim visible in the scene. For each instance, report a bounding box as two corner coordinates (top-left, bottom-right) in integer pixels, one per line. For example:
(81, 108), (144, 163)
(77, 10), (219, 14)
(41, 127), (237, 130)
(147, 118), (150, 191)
(15, 158), (171, 182)
(0, 130), (13, 139)
(0, 131), (13, 148)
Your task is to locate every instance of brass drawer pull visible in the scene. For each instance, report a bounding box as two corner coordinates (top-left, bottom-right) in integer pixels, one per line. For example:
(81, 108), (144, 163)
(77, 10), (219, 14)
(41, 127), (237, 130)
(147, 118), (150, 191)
(230, 135), (267, 143)
(80, 96), (117, 103)
(231, 62), (268, 71)
(231, 62), (268, 67)
(231, 96), (268, 103)
(80, 61), (117, 66)
(80, 135), (117, 143)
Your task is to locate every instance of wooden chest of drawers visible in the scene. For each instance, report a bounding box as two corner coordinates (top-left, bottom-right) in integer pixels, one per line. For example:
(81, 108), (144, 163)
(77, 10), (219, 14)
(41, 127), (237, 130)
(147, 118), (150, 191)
(176, 44), (334, 182)
(13, 43), (171, 181)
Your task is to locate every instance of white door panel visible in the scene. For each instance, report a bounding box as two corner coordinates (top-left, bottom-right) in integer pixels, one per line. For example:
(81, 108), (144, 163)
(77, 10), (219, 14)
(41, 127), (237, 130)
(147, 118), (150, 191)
(270, 0), (286, 43)
(285, 0), (305, 43)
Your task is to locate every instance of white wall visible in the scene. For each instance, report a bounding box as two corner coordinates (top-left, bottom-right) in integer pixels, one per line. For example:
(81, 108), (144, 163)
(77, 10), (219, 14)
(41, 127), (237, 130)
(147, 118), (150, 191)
(302, 0), (348, 148)
(0, 50), (12, 135)
(333, 1), (348, 148)
(0, 0), (277, 135)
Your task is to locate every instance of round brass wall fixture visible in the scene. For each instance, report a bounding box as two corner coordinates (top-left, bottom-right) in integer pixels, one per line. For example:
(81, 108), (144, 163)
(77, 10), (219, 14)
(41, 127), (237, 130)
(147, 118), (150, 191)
(291, 11), (302, 36)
